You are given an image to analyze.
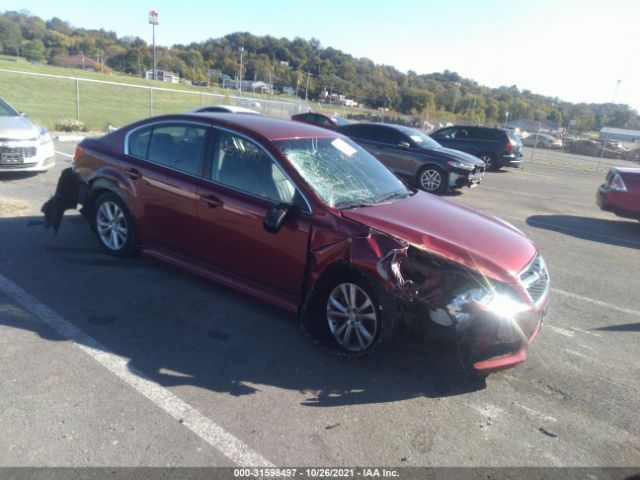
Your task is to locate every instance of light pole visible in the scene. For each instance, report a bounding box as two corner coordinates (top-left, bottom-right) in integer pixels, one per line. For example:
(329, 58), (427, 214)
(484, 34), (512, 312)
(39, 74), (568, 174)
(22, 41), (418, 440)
(304, 72), (313, 102)
(503, 111), (509, 128)
(599, 79), (623, 166)
(238, 46), (244, 93)
(451, 82), (461, 114)
(148, 10), (158, 80)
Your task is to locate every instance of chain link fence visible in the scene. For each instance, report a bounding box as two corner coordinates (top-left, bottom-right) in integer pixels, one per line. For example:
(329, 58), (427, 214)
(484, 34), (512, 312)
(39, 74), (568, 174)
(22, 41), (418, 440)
(0, 68), (310, 132)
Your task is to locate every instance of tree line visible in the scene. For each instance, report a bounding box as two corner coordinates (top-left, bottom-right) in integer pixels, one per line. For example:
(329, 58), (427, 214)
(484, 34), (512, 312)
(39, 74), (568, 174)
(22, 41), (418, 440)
(1, 10), (638, 131)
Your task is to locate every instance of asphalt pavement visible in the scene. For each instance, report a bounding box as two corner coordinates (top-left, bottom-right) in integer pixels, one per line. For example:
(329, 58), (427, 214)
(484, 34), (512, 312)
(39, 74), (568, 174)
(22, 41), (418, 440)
(0, 141), (639, 468)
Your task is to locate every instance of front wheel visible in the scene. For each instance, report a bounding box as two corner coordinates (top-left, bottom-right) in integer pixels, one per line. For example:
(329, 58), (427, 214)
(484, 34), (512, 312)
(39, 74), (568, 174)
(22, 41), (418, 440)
(302, 271), (397, 357)
(93, 192), (137, 257)
(417, 165), (447, 194)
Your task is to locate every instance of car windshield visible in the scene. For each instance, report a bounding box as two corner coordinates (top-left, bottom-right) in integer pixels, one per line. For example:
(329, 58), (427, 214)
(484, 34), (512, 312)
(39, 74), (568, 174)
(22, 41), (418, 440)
(395, 125), (441, 148)
(274, 137), (412, 209)
(0, 99), (19, 117)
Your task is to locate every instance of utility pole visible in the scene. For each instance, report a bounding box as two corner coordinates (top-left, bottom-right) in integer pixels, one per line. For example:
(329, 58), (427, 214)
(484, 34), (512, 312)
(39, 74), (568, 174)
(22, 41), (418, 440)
(239, 46), (244, 93)
(149, 10), (159, 80)
(451, 82), (461, 114)
(304, 72), (313, 102)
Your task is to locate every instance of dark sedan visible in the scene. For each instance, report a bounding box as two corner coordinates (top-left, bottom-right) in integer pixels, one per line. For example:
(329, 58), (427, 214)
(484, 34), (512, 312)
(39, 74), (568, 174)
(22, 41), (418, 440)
(291, 112), (351, 130)
(44, 114), (548, 374)
(336, 123), (485, 194)
(597, 167), (640, 221)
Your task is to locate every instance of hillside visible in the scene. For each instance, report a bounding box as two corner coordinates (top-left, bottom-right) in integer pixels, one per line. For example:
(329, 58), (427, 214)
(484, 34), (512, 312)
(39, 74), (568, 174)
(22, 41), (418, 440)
(1, 9), (638, 130)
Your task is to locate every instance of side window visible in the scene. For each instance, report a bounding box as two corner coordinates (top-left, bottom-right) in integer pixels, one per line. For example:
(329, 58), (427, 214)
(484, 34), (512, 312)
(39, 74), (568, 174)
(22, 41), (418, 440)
(147, 123), (207, 176)
(340, 124), (374, 141)
(432, 127), (455, 139)
(373, 127), (405, 146)
(315, 115), (333, 128)
(128, 126), (152, 158)
(211, 131), (296, 204)
(454, 128), (470, 139)
(466, 128), (482, 140)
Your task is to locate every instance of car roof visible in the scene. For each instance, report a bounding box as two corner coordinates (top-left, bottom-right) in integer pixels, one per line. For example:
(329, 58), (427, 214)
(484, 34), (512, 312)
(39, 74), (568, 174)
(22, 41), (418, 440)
(189, 105), (260, 115)
(185, 113), (339, 141)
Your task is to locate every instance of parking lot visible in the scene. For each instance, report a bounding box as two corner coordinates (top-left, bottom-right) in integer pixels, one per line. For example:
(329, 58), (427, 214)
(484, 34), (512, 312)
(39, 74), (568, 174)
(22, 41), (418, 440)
(1, 141), (639, 467)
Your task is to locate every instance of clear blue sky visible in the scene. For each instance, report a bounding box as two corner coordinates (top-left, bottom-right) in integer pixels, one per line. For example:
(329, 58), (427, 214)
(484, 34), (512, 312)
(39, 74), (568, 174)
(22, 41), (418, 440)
(4, 0), (639, 110)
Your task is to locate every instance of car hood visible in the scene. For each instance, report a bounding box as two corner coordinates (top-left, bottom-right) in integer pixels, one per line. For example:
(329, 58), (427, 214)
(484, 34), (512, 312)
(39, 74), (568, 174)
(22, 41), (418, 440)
(0, 116), (40, 140)
(341, 191), (536, 284)
(420, 145), (484, 166)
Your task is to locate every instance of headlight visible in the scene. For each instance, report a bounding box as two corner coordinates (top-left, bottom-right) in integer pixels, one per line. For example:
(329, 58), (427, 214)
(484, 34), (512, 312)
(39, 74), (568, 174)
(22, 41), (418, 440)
(39, 127), (52, 145)
(446, 285), (528, 328)
(448, 160), (474, 170)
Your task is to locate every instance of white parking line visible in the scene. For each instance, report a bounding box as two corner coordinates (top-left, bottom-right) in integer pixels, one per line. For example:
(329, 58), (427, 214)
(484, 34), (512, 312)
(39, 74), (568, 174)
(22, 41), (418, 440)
(553, 288), (640, 318)
(513, 404), (558, 423)
(55, 150), (73, 158)
(547, 325), (575, 337)
(0, 272), (272, 467)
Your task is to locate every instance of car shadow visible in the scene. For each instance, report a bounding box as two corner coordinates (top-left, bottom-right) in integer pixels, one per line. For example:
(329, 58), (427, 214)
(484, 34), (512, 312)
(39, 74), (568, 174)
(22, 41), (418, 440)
(0, 214), (487, 408)
(527, 215), (640, 249)
(0, 171), (40, 181)
(594, 322), (640, 333)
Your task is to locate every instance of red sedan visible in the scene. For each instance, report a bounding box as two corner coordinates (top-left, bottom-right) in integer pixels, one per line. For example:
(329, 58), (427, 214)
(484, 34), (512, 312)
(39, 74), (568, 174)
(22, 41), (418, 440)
(43, 113), (549, 375)
(597, 167), (640, 221)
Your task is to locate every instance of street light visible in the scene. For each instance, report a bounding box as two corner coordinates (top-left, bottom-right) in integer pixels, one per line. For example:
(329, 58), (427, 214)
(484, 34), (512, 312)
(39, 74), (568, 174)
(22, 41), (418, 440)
(148, 10), (158, 80)
(451, 82), (461, 114)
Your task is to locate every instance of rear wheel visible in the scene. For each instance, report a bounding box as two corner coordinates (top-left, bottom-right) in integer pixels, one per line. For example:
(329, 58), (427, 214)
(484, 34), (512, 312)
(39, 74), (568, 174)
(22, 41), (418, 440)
(479, 153), (498, 171)
(93, 192), (136, 257)
(417, 165), (447, 194)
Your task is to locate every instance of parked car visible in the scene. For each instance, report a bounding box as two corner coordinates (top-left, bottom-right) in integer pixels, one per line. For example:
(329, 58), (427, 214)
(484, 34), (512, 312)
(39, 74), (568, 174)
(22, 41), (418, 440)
(0, 97), (55, 173)
(189, 105), (260, 115)
(336, 122), (485, 194)
(43, 113), (549, 375)
(291, 112), (351, 130)
(522, 133), (563, 149)
(596, 167), (640, 221)
(430, 125), (523, 171)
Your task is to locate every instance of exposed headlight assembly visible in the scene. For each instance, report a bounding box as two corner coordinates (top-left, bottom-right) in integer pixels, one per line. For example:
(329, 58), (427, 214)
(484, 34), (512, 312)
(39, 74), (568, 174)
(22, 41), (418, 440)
(448, 160), (474, 170)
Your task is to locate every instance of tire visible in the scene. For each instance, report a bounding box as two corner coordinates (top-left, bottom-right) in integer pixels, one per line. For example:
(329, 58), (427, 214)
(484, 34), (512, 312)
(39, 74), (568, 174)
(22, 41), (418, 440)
(92, 192), (137, 257)
(302, 269), (397, 358)
(479, 153), (498, 171)
(417, 165), (447, 194)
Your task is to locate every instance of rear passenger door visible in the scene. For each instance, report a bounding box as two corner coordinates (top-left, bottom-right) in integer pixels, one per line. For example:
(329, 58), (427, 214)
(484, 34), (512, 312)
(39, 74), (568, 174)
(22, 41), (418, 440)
(125, 121), (208, 256)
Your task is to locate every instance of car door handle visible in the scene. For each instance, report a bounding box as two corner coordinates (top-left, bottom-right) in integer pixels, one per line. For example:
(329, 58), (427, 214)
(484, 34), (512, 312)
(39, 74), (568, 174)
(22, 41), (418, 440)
(127, 168), (142, 180)
(199, 194), (224, 208)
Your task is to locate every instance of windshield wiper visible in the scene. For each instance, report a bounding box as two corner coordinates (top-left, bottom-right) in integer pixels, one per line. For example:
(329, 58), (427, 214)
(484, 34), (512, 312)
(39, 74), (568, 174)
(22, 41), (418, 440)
(374, 190), (411, 204)
(337, 200), (376, 210)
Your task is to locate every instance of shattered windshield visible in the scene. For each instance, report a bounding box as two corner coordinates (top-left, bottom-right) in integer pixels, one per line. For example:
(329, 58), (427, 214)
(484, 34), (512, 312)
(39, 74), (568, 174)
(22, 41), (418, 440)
(275, 137), (411, 209)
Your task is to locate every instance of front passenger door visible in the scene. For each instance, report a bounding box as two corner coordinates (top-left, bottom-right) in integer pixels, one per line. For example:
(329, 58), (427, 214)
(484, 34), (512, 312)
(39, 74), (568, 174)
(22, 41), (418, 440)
(196, 129), (311, 302)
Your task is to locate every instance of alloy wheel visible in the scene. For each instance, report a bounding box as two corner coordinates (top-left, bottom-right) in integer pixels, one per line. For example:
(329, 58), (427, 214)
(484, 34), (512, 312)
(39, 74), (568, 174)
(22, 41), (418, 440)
(326, 282), (378, 352)
(96, 201), (128, 251)
(419, 169), (442, 191)
(480, 155), (494, 170)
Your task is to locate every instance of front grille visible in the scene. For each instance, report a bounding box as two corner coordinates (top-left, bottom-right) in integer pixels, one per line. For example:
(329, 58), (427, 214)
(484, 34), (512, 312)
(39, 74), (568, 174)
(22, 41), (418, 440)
(0, 146), (37, 158)
(0, 162), (38, 169)
(519, 254), (549, 306)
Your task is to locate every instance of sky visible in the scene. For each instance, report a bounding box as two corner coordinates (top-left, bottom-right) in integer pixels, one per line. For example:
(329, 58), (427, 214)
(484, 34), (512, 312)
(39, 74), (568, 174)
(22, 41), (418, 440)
(3, 0), (639, 111)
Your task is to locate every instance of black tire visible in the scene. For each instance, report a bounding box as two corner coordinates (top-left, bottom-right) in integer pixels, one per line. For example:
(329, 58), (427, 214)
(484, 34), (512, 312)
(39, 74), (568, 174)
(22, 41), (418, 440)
(301, 269), (398, 358)
(92, 192), (137, 257)
(479, 153), (498, 171)
(417, 165), (447, 194)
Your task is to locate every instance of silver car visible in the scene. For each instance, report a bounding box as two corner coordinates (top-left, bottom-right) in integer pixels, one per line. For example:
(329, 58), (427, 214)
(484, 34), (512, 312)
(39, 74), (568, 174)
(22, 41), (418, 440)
(0, 98), (55, 173)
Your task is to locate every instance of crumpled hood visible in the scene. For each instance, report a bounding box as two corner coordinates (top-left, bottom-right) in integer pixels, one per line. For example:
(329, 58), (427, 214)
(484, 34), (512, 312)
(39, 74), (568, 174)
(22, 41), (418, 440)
(421, 145), (484, 166)
(341, 191), (536, 284)
(0, 116), (40, 140)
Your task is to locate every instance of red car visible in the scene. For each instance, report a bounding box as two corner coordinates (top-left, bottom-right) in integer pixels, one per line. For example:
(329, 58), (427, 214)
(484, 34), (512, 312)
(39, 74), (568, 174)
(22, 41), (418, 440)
(291, 112), (351, 130)
(44, 113), (549, 375)
(597, 167), (640, 221)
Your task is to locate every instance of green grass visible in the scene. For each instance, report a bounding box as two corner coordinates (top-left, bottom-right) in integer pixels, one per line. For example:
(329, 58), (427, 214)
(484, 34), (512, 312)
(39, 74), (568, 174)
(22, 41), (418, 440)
(0, 57), (302, 130)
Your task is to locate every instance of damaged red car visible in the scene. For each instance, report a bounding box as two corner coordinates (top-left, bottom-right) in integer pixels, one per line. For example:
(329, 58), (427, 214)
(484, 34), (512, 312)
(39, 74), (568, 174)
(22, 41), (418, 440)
(49, 113), (550, 374)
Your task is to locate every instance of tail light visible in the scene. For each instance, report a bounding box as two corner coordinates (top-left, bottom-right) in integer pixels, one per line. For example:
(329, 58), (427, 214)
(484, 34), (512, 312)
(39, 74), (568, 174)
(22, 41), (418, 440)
(505, 142), (513, 153)
(73, 146), (84, 161)
(606, 171), (627, 192)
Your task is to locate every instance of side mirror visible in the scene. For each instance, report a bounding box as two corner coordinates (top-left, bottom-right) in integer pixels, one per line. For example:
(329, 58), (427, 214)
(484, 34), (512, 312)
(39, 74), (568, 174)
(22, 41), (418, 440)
(399, 141), (411, 150)
(19, 111), (28, 117)
(263, 203), (293, 234)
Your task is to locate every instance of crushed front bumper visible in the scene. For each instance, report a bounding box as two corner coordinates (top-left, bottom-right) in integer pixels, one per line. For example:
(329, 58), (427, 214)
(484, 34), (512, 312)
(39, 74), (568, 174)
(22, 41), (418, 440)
(449, 165), (485, 189)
